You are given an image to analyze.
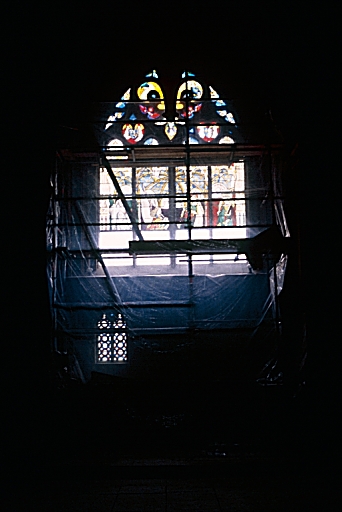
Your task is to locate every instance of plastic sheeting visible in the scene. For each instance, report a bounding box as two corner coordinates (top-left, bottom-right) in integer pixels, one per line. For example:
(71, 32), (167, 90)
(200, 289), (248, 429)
(47, 106), (289, 381)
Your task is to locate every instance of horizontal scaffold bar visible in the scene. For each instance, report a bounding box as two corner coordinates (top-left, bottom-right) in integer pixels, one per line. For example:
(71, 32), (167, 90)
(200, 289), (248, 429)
(58, 143), (284, 165)
(129, 239), (250, 255)
(129, 226), (290, 271)
(53, 301), (193, 310)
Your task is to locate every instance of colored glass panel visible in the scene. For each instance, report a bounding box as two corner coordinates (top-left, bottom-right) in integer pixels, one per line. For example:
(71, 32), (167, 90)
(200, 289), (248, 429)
(105, 112), (125, 130)
(175, 166), (208, 227)
(189, 136), (199, 144)
(177, 80), (203, 99)
(136, 167), (169, 230)
(176, 80), (203, 119)
(219, 136), (235, 144)
(196, 125), (220, 142)
(121, 88), (131, 100)
(211, 163), (245, 227)
(144, 137), (159, 145)
(209, 86), (219, 98)
(225, 112), (236, 123)
(182, 71), (195, 78)
(122, 123), (144, 143)
(137, 81), (165, 119)
(165, 122), (177, 140)
(146, 70), (158, 78)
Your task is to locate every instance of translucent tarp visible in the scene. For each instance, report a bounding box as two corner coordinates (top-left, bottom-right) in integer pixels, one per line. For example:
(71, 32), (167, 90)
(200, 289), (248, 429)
(47, 85), (289, 380)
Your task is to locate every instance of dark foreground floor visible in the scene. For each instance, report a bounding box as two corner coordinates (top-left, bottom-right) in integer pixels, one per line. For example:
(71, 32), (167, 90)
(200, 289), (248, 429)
(6, 374), (341, 511)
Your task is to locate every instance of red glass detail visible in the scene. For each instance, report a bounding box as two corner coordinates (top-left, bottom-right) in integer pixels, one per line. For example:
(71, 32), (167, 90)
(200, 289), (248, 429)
(139, 104), (162, 120)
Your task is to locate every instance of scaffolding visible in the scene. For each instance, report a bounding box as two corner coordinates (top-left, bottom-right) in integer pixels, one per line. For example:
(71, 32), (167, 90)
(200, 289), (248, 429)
(47, 71), (290, 381)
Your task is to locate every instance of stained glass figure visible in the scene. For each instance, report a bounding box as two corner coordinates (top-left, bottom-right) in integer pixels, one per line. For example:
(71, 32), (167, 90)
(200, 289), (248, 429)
(197, 125), (220, 142)
(210, 163), (245, 228)
(122, 123), (144, 143)
(175, 166), (208, 228)
(136, 167), (169, 230)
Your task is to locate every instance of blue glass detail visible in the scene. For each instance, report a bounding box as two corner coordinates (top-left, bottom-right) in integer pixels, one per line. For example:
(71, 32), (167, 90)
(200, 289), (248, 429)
(144, 137), (159, 145)
(225, 113), (236, 124)
(146, 70), (158, 78)
(189, 127), (195, 133)
(116, 102), (126, 108)
(129, 114), (137, 120)
(182, 71), (195, 78)
(215, 100), (226, 107)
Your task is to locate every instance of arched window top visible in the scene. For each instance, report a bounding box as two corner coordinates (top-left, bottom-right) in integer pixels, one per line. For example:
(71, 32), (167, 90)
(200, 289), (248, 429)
(101, 70), (241, 146)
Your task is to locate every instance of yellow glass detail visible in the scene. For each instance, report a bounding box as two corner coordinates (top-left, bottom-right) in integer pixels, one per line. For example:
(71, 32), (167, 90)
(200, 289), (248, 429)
(176, 80), (203, 100)
(209, 86), (219, 99)
(137, 81), (164, 100)
(122, 88), (131, 100)
(165, 122), (177, 140)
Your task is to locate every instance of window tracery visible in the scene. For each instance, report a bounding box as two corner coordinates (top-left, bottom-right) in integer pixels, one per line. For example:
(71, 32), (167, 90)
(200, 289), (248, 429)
(103, 70), (238, 146)
(96, 313), (128, 363)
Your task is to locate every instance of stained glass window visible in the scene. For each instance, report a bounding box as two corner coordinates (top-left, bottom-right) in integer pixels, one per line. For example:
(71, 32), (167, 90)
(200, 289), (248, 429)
(98, 70), (246, 265)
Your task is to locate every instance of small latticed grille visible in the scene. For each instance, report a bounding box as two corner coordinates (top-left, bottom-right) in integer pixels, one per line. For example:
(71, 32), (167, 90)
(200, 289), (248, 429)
(96, 313), (128, 363)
